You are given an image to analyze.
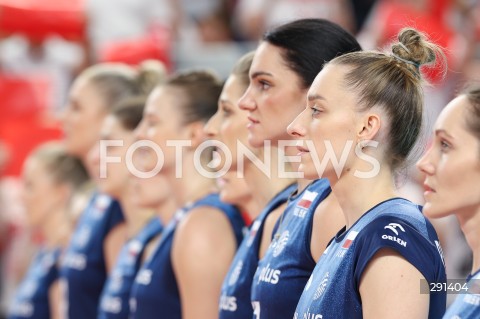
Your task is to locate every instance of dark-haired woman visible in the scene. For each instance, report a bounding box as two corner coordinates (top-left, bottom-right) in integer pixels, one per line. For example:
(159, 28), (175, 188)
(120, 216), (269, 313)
(289, 28), (447, 319)
(417, 86), (480, 319)
(205, 51), (296, 319)
(238, 18), (362, 318)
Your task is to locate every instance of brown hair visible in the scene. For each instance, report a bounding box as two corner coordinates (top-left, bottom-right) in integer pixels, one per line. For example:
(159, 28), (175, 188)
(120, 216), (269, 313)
(464, 85), (480, 142)
(30, 142), (89, 189)
(165, 70), (223, 124)
(111, 96), (146, 131)
(79, 60), (167, 112)
(329, 28), (445, 170)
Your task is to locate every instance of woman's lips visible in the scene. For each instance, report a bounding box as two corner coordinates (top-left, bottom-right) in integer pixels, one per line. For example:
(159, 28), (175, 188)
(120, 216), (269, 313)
(423, 183), (436, 196)
(247, 116), (259, 129)
(296, 143), (309, 156)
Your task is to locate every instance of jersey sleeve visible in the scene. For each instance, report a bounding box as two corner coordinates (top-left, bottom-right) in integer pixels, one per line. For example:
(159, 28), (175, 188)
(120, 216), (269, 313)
(352, 215), (445, 293)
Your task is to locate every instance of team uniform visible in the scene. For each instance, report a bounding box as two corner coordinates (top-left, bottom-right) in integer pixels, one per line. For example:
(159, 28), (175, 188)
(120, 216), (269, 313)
(98, 217), (163, 319)
(250, 179), (331, 319)
(129, 193), (245, 319)
(60, 193), (124, 319)
(294, 198), (447, 319)
(219, 184), (296, 319)
(443, 270), (480, 319)
(8, 248), (61, 319)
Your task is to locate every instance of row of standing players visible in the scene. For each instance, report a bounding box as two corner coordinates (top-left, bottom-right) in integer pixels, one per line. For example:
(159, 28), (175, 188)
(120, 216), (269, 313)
(8, 18), (480, 319)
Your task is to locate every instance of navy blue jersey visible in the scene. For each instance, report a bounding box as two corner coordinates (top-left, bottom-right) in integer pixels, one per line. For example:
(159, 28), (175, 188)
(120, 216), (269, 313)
(129, 193), (245, 319)
(219, 184), (296, 319)
(443, 270), (480, 319)
(250, 179), (331, 319)
(8, 248), (61, 319)
(98, 217), (162, 319)
(60, 193), (124, 319)
(295, 198), (446, 319)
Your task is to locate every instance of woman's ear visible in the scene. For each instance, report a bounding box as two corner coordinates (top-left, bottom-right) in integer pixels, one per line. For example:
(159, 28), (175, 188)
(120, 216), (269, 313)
(356, 112), (381, 142)
(186, 121), (208, 149)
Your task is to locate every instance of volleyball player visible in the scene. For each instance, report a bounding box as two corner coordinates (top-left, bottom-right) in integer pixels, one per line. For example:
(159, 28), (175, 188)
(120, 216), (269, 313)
(60, 61), (165, 319)
(238, 19), (362, 318)
(289, 28), (447, 319)
(205, 51), (296, 318)
(8, 143), (88, 319)
(129, 70), (245, 319)
(417, 86), (480, 319)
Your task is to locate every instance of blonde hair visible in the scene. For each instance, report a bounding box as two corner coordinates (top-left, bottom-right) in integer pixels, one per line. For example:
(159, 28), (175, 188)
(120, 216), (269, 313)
(29, 142), (89, 189)
(231, 51), (255, 87)
(329, 28), (445, 171)
(78, 60), (167, 112)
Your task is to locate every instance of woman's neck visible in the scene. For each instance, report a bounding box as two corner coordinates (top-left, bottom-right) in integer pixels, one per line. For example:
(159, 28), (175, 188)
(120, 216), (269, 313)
(243, 146), (295, 219)
(41, 208), (71, 248)
(164, 154), (216, 208)
(282, 142), (310, 193)
(333, 164), (397, 229)
(155, 195), (179, 226)
(119, 189), (155, 238)
(240, 197), (262, 218)
(456, 206), (480, 274)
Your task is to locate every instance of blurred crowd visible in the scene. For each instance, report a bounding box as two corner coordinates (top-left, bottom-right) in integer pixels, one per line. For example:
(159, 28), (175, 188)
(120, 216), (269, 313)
(0, 0), (479, 317)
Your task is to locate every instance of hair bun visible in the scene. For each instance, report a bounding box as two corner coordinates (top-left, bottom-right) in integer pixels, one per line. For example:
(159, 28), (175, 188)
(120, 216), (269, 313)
(137, 60), (168, 95)
(391, 28), (438, 68)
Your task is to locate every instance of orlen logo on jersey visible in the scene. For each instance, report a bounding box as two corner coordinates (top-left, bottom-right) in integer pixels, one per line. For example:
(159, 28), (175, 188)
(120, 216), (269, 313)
(382, 223), (407, 247)
(384, 223), (405, 235)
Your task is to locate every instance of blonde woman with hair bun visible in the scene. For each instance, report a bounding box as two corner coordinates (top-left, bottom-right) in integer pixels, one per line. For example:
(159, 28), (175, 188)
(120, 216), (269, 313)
(289, 28), (447, 319)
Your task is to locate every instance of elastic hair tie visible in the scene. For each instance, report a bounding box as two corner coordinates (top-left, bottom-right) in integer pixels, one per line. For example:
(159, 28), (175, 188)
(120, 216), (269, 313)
(391, 54), (420, 70)
(397, 42), (411, 53)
